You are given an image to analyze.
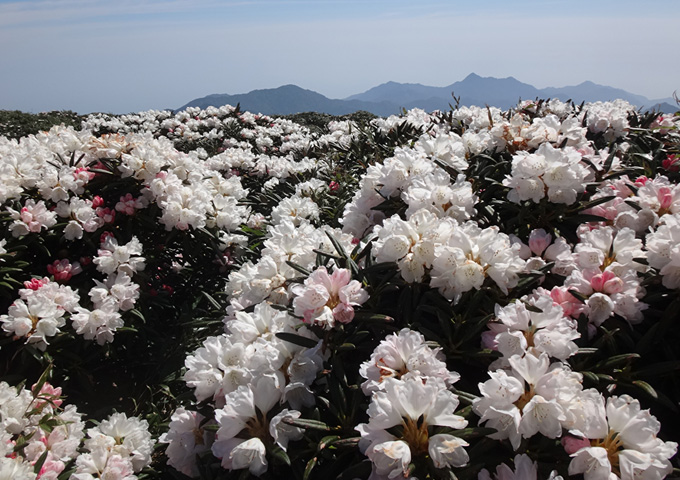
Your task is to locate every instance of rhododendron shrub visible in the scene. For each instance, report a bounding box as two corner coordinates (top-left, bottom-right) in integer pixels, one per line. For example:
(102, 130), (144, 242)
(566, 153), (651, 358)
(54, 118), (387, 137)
(0, 100), (679, 479)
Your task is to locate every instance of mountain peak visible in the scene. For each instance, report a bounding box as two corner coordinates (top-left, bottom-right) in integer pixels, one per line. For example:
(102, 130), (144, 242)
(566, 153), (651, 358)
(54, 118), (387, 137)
(463, 73), (482, 81)
(177, 75), (673, 116)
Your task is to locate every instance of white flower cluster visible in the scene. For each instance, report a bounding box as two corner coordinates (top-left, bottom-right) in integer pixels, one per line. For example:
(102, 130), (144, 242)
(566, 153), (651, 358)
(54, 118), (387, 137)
(1, 279), (80, 350)
(291, 266), (368, 328)
(0, 381), (84, 480)
(71, 412), (154, 480)
(483, 289), (580, 367)
(179, 300), (323, 475)
(565, 394), (677, 480)
(355, 329), (469, 476)
(0, 381), (151, 480)
(503, 143), (590, 205)
(341, 140), (478, 238)
(226, 219), (355, 313)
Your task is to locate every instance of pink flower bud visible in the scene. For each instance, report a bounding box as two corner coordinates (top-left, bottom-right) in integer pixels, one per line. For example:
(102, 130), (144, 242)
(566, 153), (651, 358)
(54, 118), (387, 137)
(635, 176), (649, 186)
(332, 303), (355, 324)
(603, 276), (624, 295)
(561, 435), (591, 455)
(528, 229), (552, 256)
(47, 259), (82, 282)
(23, 277), (49, 290)
(92, 195), (105, 208)
(96, 207), (115, 223)
(74, 167), (95, 181)
(100, 231), (115, 244)
(658, 186), (673, 211)
(32, 382), (63, 408)
(590, 273), (606, 292)
(662, 154), (680, 172)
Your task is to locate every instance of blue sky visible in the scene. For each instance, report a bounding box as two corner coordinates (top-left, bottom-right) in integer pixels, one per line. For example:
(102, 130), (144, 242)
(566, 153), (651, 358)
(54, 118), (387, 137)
(1, 0), (678, 114)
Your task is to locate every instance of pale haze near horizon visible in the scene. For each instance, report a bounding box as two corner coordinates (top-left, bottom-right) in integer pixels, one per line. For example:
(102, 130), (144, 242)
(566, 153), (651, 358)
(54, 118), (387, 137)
(1, 0), (678, 114)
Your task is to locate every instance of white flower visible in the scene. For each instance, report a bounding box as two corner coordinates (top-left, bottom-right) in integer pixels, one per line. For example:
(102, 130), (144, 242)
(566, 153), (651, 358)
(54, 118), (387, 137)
(504, 143), (589, 205)
(574, 226), (646, 275)
(0, 457), (37, 480)
(291, 266), (368, 328)
(430, 221), (525, 303)
(372, 209), (451, 283)
(159, 408), (212, 478)
(646, 213), (680, 289)
(359, 328), (458, 395)
(7, 199), (58, 237)
(478, 453), (563, 480)
(93, 235), (146, 276)
(473, 354), (583, 450)
(211, 375), (301, 475)
(484, 290), (579, 363)
(357, 377), (468, 476)
(568, 394), (678, 480)
(70, 299), (124, 344)
(86, 412), (154, 472)
(271, 196), (319, 226)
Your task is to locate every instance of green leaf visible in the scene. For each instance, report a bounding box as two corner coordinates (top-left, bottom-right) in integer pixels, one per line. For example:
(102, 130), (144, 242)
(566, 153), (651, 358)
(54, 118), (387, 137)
(449, 427), (497, 439)
(32, 364), (53, 399)
(275, 332), (319, 349)
(631, 380), (658, 399)
(303, 456), (318, 480)
(281, 417), (336, 431)
(285, 260), (311, 277)
(325, 231), (348, 259)
(200, 291), (222, 310)
(33, 449), (49, 475)
(318, 435), (341, 450)
(269, 444), (291, 466)
(128, 308), (146, 323)
(595, 353), (640, 370)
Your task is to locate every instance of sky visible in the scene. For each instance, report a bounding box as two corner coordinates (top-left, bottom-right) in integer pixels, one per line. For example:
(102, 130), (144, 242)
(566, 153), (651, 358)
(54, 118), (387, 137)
(1, 0), (679, 114)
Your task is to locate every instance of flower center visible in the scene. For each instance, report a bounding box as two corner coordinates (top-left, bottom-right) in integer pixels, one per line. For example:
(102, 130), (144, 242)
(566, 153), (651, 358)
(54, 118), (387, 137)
(326, 293), (340, 310)
(523, 326), (536, 348)
(193, 428), (205, 446)
(376, 358), (408, 382)
(514, 385), (535, 413)
(246, 411), (269, 440)
(402, 415), (429, 456)
(591, 430), (623, 474)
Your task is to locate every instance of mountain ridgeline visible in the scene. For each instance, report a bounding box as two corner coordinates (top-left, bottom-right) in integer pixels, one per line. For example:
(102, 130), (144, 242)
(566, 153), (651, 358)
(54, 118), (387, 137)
(177, 73), (678, 116)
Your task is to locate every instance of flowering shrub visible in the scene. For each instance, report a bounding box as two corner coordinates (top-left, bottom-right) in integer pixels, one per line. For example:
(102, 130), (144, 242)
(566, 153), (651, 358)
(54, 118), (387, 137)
(0, 99), (679, 479)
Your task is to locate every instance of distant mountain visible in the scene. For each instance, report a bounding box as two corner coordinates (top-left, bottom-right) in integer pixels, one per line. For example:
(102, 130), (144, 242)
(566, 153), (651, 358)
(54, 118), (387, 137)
(177, 84), (398, 116)
(177, 74), (678, 115)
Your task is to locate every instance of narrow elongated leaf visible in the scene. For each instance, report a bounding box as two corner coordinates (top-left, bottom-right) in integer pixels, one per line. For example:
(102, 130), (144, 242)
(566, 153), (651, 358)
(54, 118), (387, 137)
(281, 417), (336, 431)
(303, 457), (318, 480)
(275, 332), (319, 349)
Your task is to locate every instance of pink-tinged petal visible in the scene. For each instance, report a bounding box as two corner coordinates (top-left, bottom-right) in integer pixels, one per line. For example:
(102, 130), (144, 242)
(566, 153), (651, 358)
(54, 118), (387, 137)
(332, 303), (354, 324)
